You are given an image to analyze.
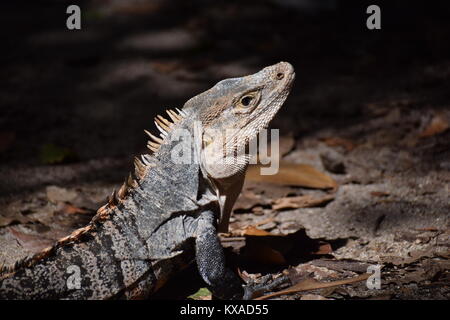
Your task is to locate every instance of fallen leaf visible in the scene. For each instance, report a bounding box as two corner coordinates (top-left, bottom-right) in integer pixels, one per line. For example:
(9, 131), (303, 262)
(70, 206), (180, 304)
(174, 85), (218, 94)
(313, 243), (333, 255)
(233, 181), (294, 213)
(188, 288), (212, 300)
(233, 189), (268, 212)
(370, 191), (390, 197)
(234, 218), (276, 236)
(242, 226), (274, 236)
(272, 194), (335, 211)
(320, 137), (356, 151)
(7, 227), (54, 253)
(57, 203), (91, 215)
(247, 161), (338, 189)
(255, 273), (370, 300)
(419, 113), (449, 138)
(0, 212), (30, 227)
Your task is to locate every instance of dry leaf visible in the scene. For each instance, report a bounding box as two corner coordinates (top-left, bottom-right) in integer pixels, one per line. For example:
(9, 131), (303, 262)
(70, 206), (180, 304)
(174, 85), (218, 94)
(370, 191), (390, 197)
(233, 181), (294, 213)
(57, 203), (91, 215)
(188, 288), (212, 300)
(233, 189), (269, 212)
(242, 226), (274, 236)
(0, 216), (17, 227)
(419, 113), (449, 138)
(0, 213), (29, 227)
(313, 243), (333, 255)
(246, 161), (337, 189)
(320, 137), (356, 151)
(255, 273), (370, 300)
(232, 218), (276, 238)
(272, 194), (335, 210)
(7, 227), (54, 253)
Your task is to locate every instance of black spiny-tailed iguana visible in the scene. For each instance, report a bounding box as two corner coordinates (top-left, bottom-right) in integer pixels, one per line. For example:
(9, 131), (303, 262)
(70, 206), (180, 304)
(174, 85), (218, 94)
(0, 62), (295, 299)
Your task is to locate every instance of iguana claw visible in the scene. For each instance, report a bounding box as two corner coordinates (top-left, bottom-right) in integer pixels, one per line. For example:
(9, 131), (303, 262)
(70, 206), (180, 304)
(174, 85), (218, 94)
(243, 275), (291, 300)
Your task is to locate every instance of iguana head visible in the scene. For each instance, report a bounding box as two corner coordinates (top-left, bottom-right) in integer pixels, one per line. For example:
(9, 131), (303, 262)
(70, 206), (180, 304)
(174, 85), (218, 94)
(186, 61), (295, 231)
(187, 62), (295, 177)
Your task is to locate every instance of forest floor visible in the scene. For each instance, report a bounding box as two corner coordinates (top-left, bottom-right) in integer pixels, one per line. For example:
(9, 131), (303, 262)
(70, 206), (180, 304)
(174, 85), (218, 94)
(0, 1), (449, 299)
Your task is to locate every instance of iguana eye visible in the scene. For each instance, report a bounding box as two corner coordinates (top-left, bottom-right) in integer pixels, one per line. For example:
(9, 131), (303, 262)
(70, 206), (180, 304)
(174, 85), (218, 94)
(235, 91), (260, 111)
(241, 96), (253, 107)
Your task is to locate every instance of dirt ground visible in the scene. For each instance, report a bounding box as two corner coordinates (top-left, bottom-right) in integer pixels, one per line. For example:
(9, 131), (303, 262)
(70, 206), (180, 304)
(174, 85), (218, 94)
(0, 1), (449, 299)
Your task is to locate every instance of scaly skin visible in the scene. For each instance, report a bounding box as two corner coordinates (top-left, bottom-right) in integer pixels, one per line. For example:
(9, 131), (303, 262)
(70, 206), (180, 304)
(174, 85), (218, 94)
(0, 62), (295, 299)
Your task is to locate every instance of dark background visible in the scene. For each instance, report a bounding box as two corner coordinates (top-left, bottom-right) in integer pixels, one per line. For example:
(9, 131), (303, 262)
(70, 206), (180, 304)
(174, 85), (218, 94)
(1, 1), (449, 174)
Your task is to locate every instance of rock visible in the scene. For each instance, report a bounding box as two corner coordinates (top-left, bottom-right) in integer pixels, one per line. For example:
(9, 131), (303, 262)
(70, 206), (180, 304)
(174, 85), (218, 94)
(320, 150), (346, 174)
(46, 186), (78, 204)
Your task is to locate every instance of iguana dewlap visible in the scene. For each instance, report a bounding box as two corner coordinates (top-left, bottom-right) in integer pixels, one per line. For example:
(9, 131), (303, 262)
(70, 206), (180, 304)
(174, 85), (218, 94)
(0, 62), (295, 299)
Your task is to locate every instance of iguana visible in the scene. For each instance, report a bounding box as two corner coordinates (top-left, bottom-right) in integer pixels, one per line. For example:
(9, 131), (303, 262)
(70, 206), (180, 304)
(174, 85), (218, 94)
(0, 62), (295, 299)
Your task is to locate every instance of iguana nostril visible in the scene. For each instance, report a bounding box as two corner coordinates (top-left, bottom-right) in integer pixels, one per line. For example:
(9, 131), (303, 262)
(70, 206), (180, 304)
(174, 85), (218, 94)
(276, 72), (284, 80)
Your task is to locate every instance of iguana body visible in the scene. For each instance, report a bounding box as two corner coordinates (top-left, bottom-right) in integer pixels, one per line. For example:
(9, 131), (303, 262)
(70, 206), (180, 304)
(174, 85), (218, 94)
(0, 62), (295, 299)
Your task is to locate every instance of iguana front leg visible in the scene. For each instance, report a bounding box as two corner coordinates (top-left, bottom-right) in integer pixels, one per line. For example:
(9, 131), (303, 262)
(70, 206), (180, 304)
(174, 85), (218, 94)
(195, 210), (290, 300)
(195, 210), (244, 299)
